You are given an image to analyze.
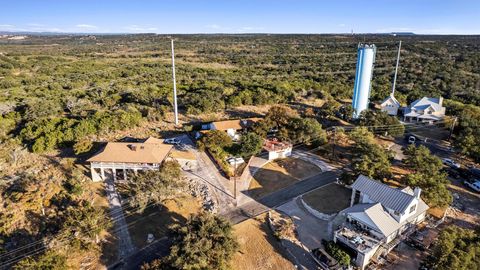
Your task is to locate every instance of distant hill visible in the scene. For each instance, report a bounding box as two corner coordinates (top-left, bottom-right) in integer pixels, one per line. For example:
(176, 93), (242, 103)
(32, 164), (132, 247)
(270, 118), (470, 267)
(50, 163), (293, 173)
(390, 32), (416, 36)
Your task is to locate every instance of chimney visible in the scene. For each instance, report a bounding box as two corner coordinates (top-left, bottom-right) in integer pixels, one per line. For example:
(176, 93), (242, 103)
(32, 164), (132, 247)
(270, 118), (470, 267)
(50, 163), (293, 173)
(439, 96), (444, 106)
(413, 187), (421, 199)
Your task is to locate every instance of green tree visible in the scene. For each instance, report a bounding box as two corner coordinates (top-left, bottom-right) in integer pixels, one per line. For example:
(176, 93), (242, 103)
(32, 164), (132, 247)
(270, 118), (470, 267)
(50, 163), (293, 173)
(404, 145), (443, 174)
(239, 132), (263, 157)
(263, 105), (298, 130)
(127, 161), (185, 212)
(349, 127), (392, 180)
(198, 130), (233, 157)
(324, 241), (351, 267)
(73, 139), (93, 155)
(14, 250), (67, 270)
(453, 104), (480, 162)
(318, 99), (341, 119)
(24, 98), (63, 121)
(423, 225), (480, 270)
(359, 110), (405, 137)
(162, 212), (239, 270)
(59, 200), (110, 250)
(288, 117), (327, 145)
(403, 145), (452, 207)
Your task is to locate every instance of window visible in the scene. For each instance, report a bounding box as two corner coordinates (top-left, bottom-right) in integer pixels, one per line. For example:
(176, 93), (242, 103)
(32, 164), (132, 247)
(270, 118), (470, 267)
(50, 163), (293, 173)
(409, 204), (416, 214)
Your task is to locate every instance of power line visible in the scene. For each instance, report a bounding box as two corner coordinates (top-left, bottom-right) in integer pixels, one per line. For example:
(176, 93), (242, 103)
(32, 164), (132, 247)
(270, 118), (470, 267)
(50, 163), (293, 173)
(0, 199), (161, 268)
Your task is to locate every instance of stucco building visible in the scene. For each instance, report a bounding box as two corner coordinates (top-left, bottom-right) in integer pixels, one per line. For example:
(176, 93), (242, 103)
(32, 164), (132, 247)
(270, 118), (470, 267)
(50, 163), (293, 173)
(87, 137), (173, 182)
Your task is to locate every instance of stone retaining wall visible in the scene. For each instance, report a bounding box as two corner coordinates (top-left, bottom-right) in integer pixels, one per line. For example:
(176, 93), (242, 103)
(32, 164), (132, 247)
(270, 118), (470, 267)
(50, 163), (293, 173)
(300, 197), (335, 221)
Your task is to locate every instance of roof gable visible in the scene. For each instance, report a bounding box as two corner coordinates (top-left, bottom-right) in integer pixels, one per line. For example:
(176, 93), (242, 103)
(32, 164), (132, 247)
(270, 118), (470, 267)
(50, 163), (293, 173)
(410, 97), (442, 111)
(381, 94), (400, 107)
(348, 203), (399, 237)
(351, 175), (416, 213)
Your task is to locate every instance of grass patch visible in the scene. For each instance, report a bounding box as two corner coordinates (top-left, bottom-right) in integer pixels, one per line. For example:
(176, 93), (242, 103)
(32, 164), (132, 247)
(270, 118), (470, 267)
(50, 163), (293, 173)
(125, 195), (202, 248)
(302, 183), (351, 214)
(248, 157), (321, 200)
(233, 214), (295, 270)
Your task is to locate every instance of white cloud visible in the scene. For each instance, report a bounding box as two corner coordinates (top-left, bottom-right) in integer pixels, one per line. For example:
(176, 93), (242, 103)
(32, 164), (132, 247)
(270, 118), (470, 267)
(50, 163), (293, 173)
(338, 23), (346, 27)
(376, 27), (413, 33)
(236, 26), (265, 32)
(124, 25), (157, 32)
(206, 24), (221, 29)
(76, 24), (97, 29)
(0, 24), (15, 28)
(27, 23), (44, 27)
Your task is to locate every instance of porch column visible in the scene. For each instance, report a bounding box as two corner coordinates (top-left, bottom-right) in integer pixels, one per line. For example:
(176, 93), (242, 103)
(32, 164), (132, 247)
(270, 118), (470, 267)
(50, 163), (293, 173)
(112, 168), (117, 182)
(123, 169), (127, 181)
(101, 168), (105, 180)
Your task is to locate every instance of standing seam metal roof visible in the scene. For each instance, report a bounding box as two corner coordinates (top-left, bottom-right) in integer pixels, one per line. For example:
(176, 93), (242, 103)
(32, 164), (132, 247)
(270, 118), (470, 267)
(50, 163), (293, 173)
(351, 175), (415, 213)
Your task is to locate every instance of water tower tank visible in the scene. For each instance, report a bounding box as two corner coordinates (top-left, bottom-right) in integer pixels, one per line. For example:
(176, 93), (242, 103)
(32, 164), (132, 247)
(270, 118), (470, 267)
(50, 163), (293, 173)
(352, 44), (376, 118)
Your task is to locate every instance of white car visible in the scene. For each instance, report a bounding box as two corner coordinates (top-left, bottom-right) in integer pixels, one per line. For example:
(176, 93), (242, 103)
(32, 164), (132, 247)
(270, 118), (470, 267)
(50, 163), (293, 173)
(464, 181), (480, 192)
(442, 158), (461, 169)
(164, 138), (181, 145)
(227, 157), (245, 166)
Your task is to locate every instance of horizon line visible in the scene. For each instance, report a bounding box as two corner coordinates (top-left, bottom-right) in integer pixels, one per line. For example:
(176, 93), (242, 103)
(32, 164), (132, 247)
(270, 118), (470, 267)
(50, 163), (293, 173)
(1, 30), (480, 36)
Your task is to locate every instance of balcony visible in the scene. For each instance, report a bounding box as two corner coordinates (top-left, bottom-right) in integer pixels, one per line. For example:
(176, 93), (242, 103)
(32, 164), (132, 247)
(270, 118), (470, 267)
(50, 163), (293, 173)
(334, 224), (383, 253)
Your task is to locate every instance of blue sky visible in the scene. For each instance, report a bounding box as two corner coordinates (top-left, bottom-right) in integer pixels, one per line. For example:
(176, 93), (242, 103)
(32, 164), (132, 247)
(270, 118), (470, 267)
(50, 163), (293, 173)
(1, 0), (479, 34)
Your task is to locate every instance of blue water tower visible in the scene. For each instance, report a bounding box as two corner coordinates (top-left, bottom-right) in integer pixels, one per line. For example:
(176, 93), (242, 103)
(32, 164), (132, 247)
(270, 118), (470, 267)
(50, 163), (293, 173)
(352, 44), (376, 119)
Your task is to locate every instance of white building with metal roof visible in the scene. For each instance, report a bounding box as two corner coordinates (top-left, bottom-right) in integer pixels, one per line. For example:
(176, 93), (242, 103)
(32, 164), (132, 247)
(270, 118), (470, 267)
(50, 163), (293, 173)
(334, 175), (429, 269)
(403, 96), (446, 123)
(380, 93), (401, 116)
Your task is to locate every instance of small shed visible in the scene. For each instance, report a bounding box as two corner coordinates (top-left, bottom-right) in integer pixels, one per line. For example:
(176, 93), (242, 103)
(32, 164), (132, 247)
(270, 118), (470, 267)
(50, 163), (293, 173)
(263, 139), (292, 160)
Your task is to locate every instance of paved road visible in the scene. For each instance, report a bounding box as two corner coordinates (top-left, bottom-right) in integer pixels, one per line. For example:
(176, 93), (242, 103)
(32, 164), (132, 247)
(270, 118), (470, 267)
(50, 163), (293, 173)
(224, 170), (338, 224)
(105, 175), (136, 258)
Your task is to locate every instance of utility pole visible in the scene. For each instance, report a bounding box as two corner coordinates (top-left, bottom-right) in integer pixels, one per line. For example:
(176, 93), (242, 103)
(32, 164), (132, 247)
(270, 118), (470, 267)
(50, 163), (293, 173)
(233, 159), (238, 206)
(391, 41), (402, 95)
(449, 116), (457, 141)
(171, 39), (179, 125)
(332, 127), (337, 160)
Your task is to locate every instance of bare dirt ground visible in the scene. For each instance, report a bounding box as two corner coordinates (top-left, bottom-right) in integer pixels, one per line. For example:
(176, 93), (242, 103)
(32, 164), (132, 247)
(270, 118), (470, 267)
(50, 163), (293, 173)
(384, 242), (425, 270)
(232, 213), (295, 270)
(447, 178), (480, 229)
(248, 157), (322, 200)
(302, 183), (351, 214)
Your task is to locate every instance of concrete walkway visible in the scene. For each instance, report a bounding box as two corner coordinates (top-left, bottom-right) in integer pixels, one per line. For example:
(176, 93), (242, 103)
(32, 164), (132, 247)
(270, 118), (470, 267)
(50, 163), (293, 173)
(236, 156), (269, 206)
(105, 176), (136, 258)
(292, 150), (333, 172)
